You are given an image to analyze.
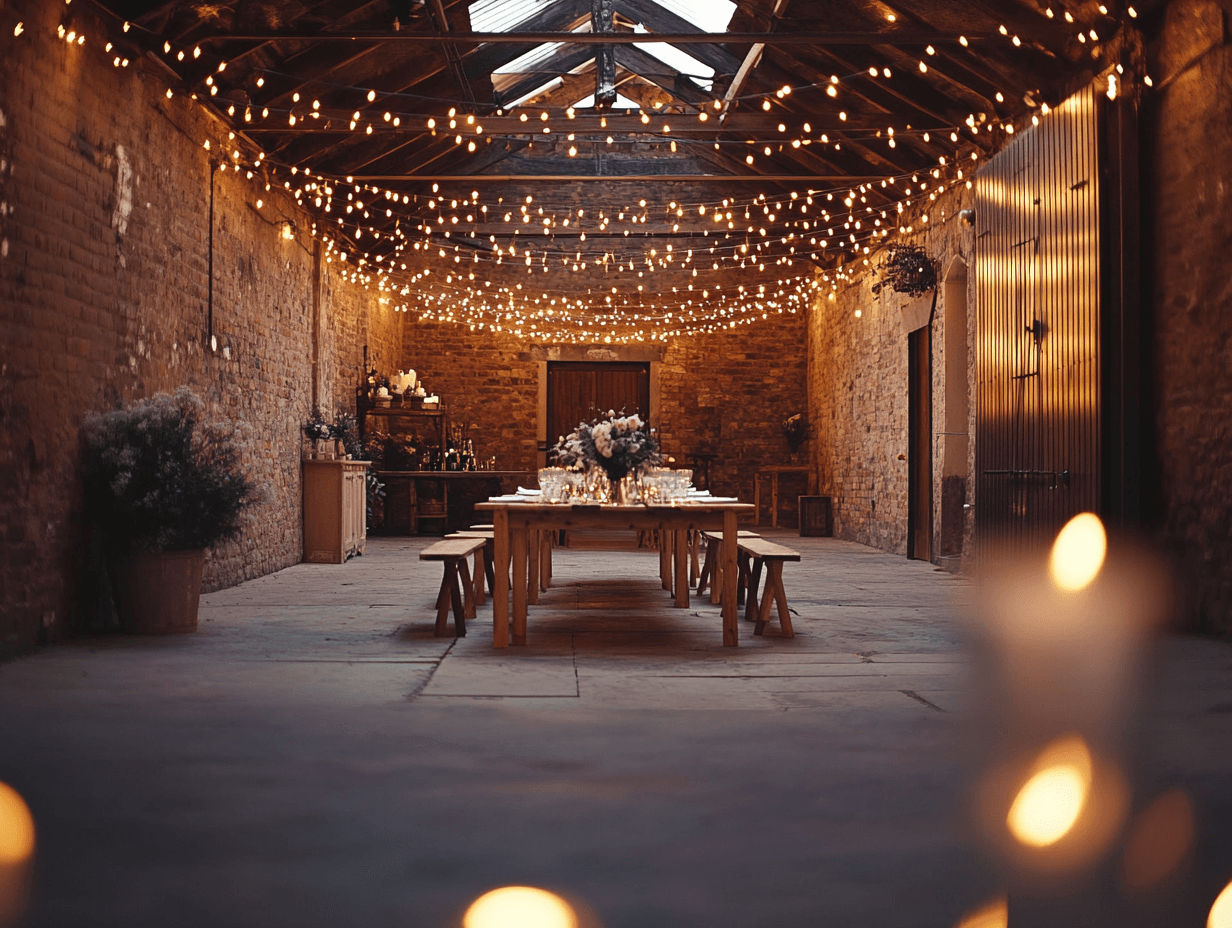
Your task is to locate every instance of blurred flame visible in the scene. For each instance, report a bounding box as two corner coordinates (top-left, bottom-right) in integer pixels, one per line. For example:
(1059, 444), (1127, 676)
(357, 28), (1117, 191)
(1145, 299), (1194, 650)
(0, 783), (34, 865)
(464, 886), (578, 928)
(1209, 879), (1232, 928)
(955, 896), (1008, 928)
(1049, 513), (1106, 591)
(1007, 736), (1091, 847)
(1120, 789), (1195, 891)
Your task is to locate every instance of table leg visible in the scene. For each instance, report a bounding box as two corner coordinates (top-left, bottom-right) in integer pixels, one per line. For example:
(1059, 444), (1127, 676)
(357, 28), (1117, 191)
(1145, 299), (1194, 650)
(541, 531), (553, 590)
(689, 530), (700, 588)
(753, 475), (762, 527)
(771, 474), (780, 529)
(722, 509), (739, 646)
(511, 524), (528, 646)
(492, 509), (510, 648)
(674, 527), (689, 608)
(659, 529), (672, 591)
(528, 528), (540, 606)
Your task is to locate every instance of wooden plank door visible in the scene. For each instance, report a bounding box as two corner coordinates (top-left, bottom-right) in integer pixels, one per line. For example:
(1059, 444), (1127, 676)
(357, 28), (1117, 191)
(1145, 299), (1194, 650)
(547, 362), (650, 446)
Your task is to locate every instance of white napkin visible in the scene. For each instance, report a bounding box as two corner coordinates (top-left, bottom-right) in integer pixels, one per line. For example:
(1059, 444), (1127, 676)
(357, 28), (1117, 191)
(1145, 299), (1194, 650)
(516, 487), (541, 496)
(487, 495), (524, 502)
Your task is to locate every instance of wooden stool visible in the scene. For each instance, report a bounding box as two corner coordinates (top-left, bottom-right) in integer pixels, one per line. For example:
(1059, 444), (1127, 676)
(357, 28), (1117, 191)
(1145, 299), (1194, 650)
(737, 538), (801, 637)
(419, 537), (486, 636)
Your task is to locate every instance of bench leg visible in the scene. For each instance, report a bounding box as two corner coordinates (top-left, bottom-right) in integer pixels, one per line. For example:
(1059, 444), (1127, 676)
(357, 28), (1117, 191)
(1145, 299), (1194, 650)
(709, 539), (723, 605)
(449, 560), (467, 637)
(753, 562), (793, 637)
(483, 539), (496, 599)
(697, 538), (716, 596)
(744, 556), (764, 624)
(771, 562), (793, 637)
(434, 568), (453, 636)
(458, 557), (476, 623)
(473, 549), (486, 606)
(736, 551), (750, 606)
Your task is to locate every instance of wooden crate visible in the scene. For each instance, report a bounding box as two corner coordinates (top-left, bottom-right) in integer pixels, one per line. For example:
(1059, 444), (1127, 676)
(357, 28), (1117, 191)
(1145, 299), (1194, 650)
(798, 496), (833, 537)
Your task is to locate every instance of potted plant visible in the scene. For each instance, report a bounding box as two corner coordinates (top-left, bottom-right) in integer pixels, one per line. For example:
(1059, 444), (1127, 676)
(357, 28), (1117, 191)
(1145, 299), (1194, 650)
(82, 387), (261, 634)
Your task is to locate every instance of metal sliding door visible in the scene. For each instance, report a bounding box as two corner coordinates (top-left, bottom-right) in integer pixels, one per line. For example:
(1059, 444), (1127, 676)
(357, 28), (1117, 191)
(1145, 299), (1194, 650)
(974, 84), (1101, 561)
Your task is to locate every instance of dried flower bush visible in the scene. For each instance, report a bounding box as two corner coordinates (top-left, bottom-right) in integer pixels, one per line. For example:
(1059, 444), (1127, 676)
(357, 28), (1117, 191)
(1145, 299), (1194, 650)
(82, 388), (262, 552)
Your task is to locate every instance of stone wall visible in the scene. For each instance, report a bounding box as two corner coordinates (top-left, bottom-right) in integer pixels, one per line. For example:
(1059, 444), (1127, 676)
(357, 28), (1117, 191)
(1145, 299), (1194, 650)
(0, 0), (400, 652)
(399, 309), (809, 512)
(807, 185), (976, 562)
(1147, 0), (1232, 634)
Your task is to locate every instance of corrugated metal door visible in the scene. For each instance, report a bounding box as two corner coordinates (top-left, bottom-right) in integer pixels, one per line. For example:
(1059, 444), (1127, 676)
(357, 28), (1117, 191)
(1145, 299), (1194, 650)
(974, 85), (1101, 561)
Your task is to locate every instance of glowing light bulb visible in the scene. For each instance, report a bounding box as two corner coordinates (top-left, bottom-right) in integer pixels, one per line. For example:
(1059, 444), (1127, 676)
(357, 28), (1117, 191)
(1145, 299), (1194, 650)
(1049, 513), (1107, 592)
(0, 781), (36, 865)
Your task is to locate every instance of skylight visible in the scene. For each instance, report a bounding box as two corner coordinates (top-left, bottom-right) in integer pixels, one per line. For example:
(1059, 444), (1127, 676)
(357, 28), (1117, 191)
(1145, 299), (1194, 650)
(649, 0), (737, 34)
(633, 24), (713, 91)
(468, 0), (557, 34)
(472, 0), (738, 101)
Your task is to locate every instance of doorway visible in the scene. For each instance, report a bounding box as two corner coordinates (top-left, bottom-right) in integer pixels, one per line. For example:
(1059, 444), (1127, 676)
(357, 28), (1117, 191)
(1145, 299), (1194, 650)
(908, 327), (933, 560)
(546, 362), (651, 449)
(939, 257), (969, 563)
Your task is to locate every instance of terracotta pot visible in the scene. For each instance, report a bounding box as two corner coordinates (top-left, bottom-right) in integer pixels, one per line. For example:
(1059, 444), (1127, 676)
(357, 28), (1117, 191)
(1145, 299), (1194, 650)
(120, 549), (207, 634)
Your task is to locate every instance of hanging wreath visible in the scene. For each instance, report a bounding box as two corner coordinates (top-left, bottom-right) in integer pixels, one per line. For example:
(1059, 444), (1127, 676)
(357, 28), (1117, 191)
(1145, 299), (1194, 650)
(878, 244), (937, 297)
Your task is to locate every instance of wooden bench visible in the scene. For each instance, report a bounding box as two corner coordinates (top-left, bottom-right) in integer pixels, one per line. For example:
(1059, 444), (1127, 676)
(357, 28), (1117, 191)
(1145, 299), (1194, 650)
(419, 537), (487, 636)
(697, 530), (761, 603)
(737, 538), (801, 637)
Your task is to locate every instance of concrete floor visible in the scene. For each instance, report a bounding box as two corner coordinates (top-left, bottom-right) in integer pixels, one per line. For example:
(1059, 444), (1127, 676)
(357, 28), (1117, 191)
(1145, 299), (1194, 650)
(1, 533), (1230, 927)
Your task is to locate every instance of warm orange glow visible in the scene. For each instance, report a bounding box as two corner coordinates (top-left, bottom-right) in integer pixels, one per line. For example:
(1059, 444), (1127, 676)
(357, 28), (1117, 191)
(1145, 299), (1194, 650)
(1007, 736), (1091, 847)
(0, 782), (35, 865)
(464, 887), (578, 928)
(1209, 880), (1232, 928)
(1049, 513), (1106, 591)
(1121, 789), (1194, 891)
(955, 897), (1008, 928)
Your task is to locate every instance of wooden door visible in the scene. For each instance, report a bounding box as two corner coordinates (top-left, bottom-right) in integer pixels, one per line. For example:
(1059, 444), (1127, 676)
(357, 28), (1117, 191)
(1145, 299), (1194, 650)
(547, 362), (650, 446)
(908, 328), (933, 561)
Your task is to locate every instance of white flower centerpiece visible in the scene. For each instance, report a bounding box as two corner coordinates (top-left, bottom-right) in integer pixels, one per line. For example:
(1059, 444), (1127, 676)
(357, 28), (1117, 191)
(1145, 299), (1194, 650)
(551, 411), (661, 503)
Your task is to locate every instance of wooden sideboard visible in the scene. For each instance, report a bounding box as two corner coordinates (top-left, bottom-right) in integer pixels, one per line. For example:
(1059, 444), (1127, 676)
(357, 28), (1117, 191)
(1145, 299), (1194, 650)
(303, 460), (370, 563)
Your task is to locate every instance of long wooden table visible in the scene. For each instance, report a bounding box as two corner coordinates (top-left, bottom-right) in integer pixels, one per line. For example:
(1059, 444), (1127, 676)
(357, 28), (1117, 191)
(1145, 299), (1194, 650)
(475, 500), (754, 648)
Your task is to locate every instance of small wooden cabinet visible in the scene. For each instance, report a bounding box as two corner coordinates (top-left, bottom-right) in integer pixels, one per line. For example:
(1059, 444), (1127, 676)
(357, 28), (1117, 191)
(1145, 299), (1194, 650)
(303, 460), (370, 563)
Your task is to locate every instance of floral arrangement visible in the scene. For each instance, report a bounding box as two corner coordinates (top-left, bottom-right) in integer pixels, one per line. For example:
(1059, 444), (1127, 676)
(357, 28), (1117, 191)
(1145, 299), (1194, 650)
(552, 410), (660, 482)
(783, 413), (808, 454)
(878, 243), (937, 297)
(303, 409), (332, 442)
(82, 387), (262, 552)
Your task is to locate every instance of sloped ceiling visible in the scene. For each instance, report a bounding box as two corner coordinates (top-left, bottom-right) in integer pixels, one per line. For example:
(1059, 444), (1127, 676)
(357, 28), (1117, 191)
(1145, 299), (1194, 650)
(92, 0), (1145, 340)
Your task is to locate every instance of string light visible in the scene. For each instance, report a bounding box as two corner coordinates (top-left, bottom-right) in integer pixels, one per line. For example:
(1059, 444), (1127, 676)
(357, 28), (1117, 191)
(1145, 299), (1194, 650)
(59, 8), (1130, 342)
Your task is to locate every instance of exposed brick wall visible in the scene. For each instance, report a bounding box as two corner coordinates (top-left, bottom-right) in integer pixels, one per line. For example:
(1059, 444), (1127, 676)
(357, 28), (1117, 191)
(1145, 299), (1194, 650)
(0, 0), (399, 652)
(1148, 1), (1232, 634)
(399, 320), (541, 474)
(807, 185), (975, 562)
(657, 315), (809, 507)
(399, 309), (809, 514)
